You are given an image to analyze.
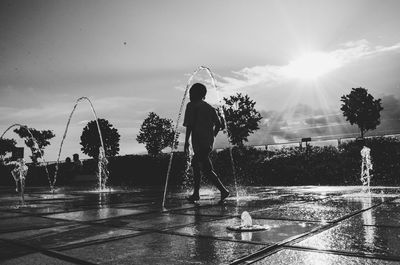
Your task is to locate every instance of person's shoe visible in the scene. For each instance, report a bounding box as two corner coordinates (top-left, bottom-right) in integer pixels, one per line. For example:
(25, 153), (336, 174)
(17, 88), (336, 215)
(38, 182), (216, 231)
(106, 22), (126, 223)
(186, 194), (200, 203)
(219, 190), (230, 203)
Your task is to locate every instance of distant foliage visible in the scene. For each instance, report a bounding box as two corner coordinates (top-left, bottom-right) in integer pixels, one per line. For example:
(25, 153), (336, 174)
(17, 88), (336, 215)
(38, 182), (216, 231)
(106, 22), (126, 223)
(136, 112), (178, 156)
(13, 127), (55, 164)
(223, 93), (262, 146)
(3, 136), (400, 187)
(0, 138), (17, 162)
(340, 87), (383, 138)
(339, 137), (400, 185)
(80, 118), (120, 159)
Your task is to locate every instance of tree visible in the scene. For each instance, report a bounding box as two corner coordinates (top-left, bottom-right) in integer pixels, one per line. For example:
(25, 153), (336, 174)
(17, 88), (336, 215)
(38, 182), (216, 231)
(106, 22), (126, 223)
(136, 112), (177, 156)
(13, 127), (55, 163)
(340, 87), (383, 138)
(223, 93), (263, 146)
(80, 118), (120, 159)
(0, 138), (17, 162)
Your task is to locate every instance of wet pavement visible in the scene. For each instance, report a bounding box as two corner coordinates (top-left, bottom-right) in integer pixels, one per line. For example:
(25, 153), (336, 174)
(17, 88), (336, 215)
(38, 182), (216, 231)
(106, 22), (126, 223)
(1, 186), (400, 264)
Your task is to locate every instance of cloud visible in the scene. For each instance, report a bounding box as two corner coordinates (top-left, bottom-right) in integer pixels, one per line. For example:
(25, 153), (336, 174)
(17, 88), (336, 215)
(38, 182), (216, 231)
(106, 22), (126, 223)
(238, 93), (400, 146)
(216, 40), (400, 93)
(381, 94), (400, 121)
(0, 96), (157, 125)
(231, 104), (350, 145)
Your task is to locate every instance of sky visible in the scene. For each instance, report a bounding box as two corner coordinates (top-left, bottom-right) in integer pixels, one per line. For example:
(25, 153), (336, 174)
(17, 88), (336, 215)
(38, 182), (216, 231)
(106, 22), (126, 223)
(1, 0), (400, 161)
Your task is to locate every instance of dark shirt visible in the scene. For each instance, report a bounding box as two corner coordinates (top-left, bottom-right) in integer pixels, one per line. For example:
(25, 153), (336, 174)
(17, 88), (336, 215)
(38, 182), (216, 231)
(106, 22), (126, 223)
(183, 100), (220, 153)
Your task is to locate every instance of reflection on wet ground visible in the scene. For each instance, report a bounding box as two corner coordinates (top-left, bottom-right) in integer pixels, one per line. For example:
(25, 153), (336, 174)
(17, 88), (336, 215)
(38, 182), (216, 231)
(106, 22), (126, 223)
(0, 185), (399, 264)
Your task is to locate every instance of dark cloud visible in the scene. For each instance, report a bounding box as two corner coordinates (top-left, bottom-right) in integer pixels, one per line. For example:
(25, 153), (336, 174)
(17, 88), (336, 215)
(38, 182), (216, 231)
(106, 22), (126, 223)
(381, 94), (400, 121)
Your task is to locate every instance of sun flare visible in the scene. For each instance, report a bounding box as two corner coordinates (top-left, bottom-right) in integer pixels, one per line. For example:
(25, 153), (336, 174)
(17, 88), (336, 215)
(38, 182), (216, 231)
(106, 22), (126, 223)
(286, 52), (341, 80)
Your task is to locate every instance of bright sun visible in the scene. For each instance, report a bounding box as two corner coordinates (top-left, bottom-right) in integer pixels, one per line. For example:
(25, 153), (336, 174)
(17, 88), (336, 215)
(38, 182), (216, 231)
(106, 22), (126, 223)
(286, 52), (341, 80)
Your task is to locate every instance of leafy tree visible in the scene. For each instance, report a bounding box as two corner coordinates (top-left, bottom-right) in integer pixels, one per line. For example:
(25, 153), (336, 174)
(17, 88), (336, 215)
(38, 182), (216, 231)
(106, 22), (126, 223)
(80, 118), (120, 159)
(340, 87), (383, 138)
(0, 138), (17, 162)
(136, 112), (178, 156)
(13, 127), (55, 163)
(223, 93), (263, 146)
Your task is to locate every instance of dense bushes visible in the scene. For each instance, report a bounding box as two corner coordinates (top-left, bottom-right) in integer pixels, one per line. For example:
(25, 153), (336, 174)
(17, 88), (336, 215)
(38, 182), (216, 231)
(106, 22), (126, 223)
(106, 153), (187, 188)
(213, 145), (344, 186)
(1, 137), (400, 187)
(339, 137), (400, 186)
(211, 137), (400, 186)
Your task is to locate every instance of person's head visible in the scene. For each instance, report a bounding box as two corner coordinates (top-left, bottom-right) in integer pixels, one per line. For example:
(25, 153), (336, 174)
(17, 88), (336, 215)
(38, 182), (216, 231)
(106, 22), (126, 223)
(65, 157), (71, 163)
(189, 83), (207, 101)
(73, 153), (79, 162)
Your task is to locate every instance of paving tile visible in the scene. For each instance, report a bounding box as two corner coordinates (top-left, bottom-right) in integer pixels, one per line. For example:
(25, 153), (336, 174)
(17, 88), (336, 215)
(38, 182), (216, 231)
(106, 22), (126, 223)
(327, 195), (387, 205)
(375, 204), (400, 212)
(0, 216), (68, 233)
(0, 241), (34, 259)
(345, 207), (400, 227)
(171, 217), (320, 244)
(251, 248), (400, 265)
(46, 208), (146, 221)
(390, 198), (400, 204)
(62, 232), (265, 264)
(172, 203), (281, 217)
(0, 223), (141, 249)
(8, 204), (71, 215)
(1, 253), (76, 265)
(251, 200), (369, 222)
(295, 219), (400, 256)
(97, 212), (216, 230)
(0, 212), (26, 219)
(1, 186), (400, 264)
(223, 197), (297, 208)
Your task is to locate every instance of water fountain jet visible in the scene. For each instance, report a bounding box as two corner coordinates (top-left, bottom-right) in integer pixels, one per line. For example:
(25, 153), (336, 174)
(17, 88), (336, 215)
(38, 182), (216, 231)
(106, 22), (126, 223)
(97, 146), (110, 192)
(227, 211), (269, 231)
(1, 124), (52, 192)
(361, 145), (372, 192)
(54, 97), (108, 192)
(6, 158), (28, 206)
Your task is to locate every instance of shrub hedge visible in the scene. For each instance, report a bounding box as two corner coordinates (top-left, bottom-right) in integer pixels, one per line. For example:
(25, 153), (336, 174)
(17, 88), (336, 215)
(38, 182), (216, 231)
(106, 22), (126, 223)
(1, 137), (400, 188)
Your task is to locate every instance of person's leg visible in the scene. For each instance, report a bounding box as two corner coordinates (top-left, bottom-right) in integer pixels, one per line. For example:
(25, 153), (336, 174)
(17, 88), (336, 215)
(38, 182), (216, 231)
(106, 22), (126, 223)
(11, 170), (19, 192)
(187, 154), (201, 202)
(199, 152), (229, 201)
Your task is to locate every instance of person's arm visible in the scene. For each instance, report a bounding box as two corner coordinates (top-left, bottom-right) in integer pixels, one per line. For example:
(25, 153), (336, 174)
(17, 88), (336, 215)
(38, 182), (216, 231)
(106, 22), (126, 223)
(183, 102), (192, 155)
(184, 126), (192, 154)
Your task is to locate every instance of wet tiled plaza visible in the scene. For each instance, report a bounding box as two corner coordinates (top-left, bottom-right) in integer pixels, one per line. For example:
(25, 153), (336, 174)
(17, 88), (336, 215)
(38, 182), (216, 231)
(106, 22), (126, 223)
(1, 186), (400, 264)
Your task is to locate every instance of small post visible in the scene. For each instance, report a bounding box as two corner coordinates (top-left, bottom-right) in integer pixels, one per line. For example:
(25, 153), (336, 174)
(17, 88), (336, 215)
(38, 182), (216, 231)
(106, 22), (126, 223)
(301, 137), (311, 151)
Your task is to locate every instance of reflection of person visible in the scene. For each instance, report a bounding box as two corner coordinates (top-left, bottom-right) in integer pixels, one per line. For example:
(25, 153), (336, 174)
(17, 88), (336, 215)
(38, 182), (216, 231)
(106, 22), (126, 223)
(61, 157), (74, 184)
(72, 153), (82, 174)
(183, 83), (229, 203)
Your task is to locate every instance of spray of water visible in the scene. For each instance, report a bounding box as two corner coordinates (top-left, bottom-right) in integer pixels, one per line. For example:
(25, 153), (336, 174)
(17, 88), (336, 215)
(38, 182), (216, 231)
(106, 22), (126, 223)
(5, 159), (28, 205)
(53, 97), (107, 190)
(1, 124), (52, 192)
(162, 66), (238, 208)
(97, 146), (109, 191)
(361, 146), (372, 192)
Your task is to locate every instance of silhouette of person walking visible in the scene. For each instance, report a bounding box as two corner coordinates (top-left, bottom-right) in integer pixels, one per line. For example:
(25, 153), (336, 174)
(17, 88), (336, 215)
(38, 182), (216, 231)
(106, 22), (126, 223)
(183, 83), (229, 203)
